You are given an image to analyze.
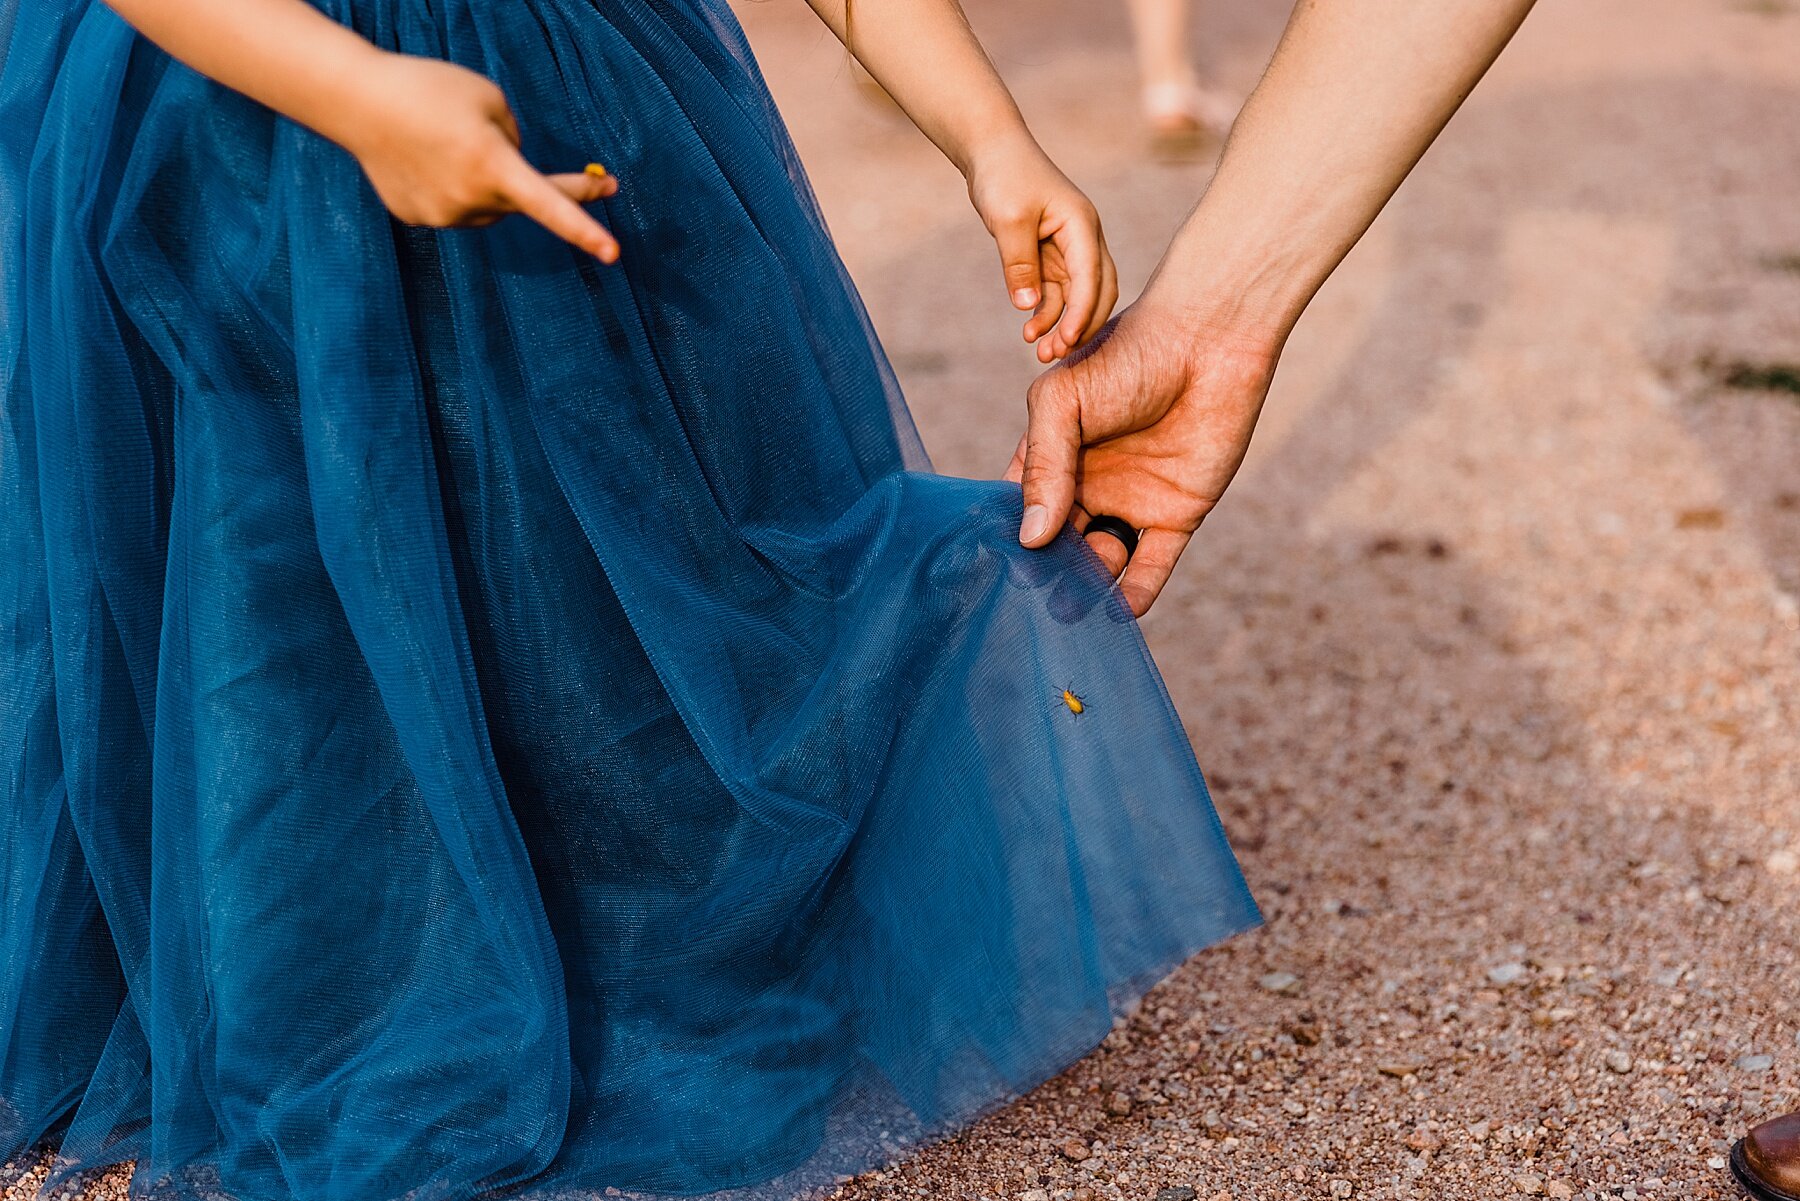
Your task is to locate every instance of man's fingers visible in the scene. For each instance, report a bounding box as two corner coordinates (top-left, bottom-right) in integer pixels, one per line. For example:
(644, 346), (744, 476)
(1003, 430), (1027, 484)
(500, 156), (620, 262)
(994, 216), (1044, 312)
(1116, 527), (1191, 617)
(1018, 370), (1082, 547)
(1079, 512), (1132, 578)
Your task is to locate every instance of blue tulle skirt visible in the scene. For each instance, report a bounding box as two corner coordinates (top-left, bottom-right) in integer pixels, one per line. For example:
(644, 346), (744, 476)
(0, 0), (1258, 1197)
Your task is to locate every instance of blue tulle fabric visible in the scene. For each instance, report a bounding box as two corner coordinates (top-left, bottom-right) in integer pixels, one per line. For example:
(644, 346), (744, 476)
(0, 0), (1258, 1197)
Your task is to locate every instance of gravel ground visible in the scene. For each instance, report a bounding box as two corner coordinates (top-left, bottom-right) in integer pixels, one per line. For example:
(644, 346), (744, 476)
(7, 2), (1797, 1200)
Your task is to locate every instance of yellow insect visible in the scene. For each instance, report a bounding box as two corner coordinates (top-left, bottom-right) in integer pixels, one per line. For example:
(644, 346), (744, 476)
(1058, 685), (1086, 719)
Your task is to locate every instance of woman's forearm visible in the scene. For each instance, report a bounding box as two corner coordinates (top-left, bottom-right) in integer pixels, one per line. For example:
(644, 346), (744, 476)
(1150, 0), (1536, 344)
(801, 0), (1037, 174)
(102, 0), (384, 149)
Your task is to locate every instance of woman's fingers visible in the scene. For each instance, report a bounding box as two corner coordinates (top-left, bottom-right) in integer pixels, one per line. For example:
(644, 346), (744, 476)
(1053, 226), (1104, 359)
(1116, 527), (1191, 617)
(1090, 237), (1120, 345)
(498, 154), (620, 262)
(992, 213), (1045, 312)
(544, 168), (619, 205)
(1025, 277), (1067, 349)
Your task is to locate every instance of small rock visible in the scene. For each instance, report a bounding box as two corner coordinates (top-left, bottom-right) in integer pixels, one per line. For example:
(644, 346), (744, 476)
(1606, 1050), (1634, 1074)
(1282, 1099), (1307, 1116)
(1153, 1189), (1197, 1201)
(1207, 1194), (1232, 1201)
(1769, 850), (1799, 875)
(1104, 1092), (1133, 1117)
(1377, 1058), (1428, 1078)
(1406, 1127), (1444, 1152)
(1468, 1119), (1493, 1143)
(1059, 1139), (1092, 1162)
(1330, 1181), (1353, 1198)
(1677, 507), (1726, 529)
(1072, 1189), (1095, 1201)
(1259, 972), (1302, 995)
(1514, 1173), (1545, 1195)
(1288, 1022), (1322, 1046)
(1020, 1191), (1050, 1201)
(1738, 1054), (1776, 1073)
(1488, 962), (1528, 987)
(1546, 1183), (1574, 1200)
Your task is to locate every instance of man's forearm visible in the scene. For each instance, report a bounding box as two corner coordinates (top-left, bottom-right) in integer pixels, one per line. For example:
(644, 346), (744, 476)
(1150, 0), (1536, 344)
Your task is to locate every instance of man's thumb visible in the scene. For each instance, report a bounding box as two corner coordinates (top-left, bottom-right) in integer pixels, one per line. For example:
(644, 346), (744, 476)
(1018, 370), (1082, 547)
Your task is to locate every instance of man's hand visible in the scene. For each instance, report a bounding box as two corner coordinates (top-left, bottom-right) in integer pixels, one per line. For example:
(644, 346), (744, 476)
(1004, 298), (1279, 617)
(1005, 0), (1534, 618)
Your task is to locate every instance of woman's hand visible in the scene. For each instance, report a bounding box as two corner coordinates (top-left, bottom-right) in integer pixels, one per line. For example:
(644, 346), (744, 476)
(965, 136), (1119, 363)
(334, 53), (622, 262)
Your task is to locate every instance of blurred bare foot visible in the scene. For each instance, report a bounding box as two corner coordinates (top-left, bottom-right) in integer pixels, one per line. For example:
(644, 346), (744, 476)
(1142, 79), (1239, 159)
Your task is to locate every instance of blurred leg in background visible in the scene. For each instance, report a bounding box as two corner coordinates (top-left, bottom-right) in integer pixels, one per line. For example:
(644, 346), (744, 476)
(1125, 0), (1239, 155)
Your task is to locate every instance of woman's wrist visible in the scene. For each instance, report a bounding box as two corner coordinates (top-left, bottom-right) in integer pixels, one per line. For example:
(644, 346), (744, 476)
(949, 122), (1044, 182)
(295, 39), (400, 154)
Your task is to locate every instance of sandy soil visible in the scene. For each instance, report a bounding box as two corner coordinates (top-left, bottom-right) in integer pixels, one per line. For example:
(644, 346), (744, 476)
(7, 2), (1798, 1200)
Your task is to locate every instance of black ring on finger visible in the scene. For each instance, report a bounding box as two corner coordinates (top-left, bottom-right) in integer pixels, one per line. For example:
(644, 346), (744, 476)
(1083, 514), (1139, 560)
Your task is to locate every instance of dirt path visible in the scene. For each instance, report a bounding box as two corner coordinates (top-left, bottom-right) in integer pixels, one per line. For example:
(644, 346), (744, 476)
(732, 1), (1800, 1198)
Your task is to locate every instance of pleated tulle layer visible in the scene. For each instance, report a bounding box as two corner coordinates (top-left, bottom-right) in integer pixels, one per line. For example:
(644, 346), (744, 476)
(0, 0), (1259, 1196)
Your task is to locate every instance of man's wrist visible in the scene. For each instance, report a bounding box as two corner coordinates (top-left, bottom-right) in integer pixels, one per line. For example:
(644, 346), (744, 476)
(1141, 208), (1328, 356)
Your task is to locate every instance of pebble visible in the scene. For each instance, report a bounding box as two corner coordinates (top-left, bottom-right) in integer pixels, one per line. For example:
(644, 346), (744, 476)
(1737, 1054), (1776, 1073)
(1547, 1183), (1575, 1199)
(1058, 1139), (1091, 1162)
(1104, 1092), (1133, 1117)
(1768, 849), (1799, 875)
(1514, 1173), (1545, 1195)
(1330, 1181), (1354, 1198)
(1258, 972), (1302, 995)
(1606, 1050), (1635, 1074)
(1377, 1058), (1429, 1078)
(1153, 1189), (1197, 1201)
(1488, 962), (1529, 986)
